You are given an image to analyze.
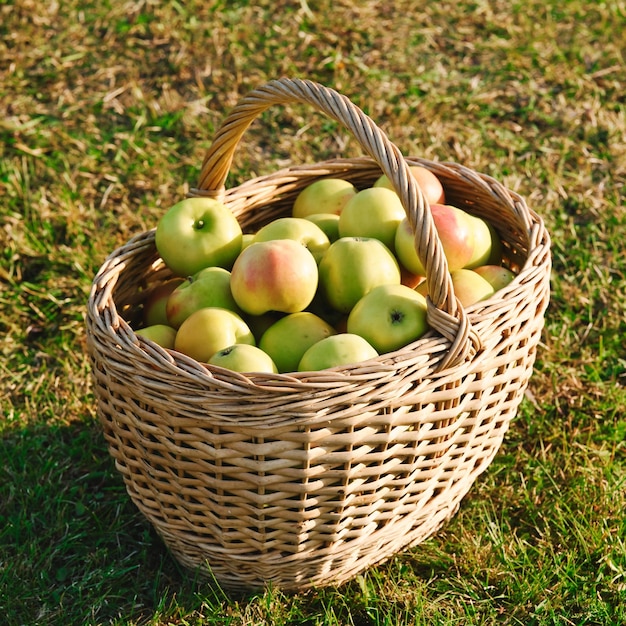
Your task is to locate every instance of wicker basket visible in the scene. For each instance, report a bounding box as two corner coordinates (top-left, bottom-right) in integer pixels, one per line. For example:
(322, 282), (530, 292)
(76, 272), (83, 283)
(86, 78), (551, 593)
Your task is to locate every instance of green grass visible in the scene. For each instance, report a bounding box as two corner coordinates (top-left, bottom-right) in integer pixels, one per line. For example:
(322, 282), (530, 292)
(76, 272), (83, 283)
(1, 0), (625, 624)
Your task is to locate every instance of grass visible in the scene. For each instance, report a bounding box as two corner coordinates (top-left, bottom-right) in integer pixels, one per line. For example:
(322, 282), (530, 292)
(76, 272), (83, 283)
(1, 0), (625, 623)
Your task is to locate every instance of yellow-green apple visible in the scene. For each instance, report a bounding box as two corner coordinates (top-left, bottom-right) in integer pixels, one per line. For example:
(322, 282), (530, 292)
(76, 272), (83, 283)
(347, 284), (429, 354)
(142, 278), (184, 326)
(136, 324), (177, 349)
(464, 214), (503, 269)
(318, 237), (401, 314)
(394, 204), (475, 276)
(165, 267), (240, 329)
(230, 239), (319, 315)
(259, 311), (336, 373)
(253, 217), (330, 263)
(374, 165), (446, 205)
(241, 233), (256, 251)
(338, 186), (406, 251)
(297, 333), (379, 372)
(174, 307), (255, 363)
(244, 310), (285, 343)
(208, 343), (278, 374)
(473, 265), (516, 292)
(304, 213), (341, 243)
(155, 197), (243, 276)
(450, 269), (495, 307)
(292, 178), (357, 218)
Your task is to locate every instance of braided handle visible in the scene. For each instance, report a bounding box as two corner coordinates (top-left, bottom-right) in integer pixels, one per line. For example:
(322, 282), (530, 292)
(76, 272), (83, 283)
(192, 78), (481, 368)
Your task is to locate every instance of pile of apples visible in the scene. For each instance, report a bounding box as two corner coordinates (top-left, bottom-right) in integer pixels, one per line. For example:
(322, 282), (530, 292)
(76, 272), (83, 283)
(137, 166), (515, 374)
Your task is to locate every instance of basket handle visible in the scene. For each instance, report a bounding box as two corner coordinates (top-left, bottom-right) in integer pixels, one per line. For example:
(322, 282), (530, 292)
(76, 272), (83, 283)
(192, 77), (481, 369)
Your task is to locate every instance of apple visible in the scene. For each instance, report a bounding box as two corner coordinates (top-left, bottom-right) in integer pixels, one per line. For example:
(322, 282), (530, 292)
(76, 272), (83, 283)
(241, 233), (256, 251)
(155, 197), (243, 276)
(464, 214), (501, 269)
(174, 307), (255, 363)
(230, 239), (319, 315)
(394, 204), (475, 276)
(253, 217), (330, 263)
(136, 324), (177, 349)
(304, 213), (341, 243)
(208, 344), (278, 374)
(297, 333), (379, 372)
(450, 269), (495, 307)
(347, 284), (429, 354)
(318, 237), (401, 314)
(374, 165), (446, 205)
(473, 265), (516, 292)
(259, 311), (336, 373)
(292, 178), (358, 218)
(400, 265), (425, 289)
(338, 186), (406, 251)
(142, 278), (184, 326)
(244, 310), (285, 343)
(165, 266), (240, 329)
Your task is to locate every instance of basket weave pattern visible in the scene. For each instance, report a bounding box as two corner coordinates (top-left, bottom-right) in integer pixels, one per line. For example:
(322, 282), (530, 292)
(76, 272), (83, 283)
(86, 79), (551, 592)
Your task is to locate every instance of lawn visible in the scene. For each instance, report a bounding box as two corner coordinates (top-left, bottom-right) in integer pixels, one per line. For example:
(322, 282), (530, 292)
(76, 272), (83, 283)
(1, 1), (625, 624)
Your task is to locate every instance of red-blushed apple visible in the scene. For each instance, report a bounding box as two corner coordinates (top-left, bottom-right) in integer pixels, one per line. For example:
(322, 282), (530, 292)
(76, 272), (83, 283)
(465, 214), (499, 269)
(259, 311), (336, 373)
(374, 165), (446, 205)
(473, 265), (516, 292)
(450, 269), (496, 307)
(292, 178), (357, 218)
(155, 197), (243, 277)
(318, 236), (401, 314)
(136, 324), (177, 350)
(304, 213), (341, 243)
(230, 239), (319, 315)
(346, 284), (429, 354)
(142, 278), (184, 327)
(297, 333), (379, 372)
(394, 204), (476, 276)
(253, 217), (330, 263)
(174, 307), (255, 363)
(165, 266), (240, 329)
(208, 344), (278, 374)
(338, 186), (406, 252)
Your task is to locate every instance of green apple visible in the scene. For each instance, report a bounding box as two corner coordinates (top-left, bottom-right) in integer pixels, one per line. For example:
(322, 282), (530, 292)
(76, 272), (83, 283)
(374, 164), (446, 205)
(155, 197), (243, 276)
(318, 237), (401, 314)
(165, 266), (240, 329)
(244, 310), (285, 343)
(473, 265), (516, 292)
(136, 324), (177, 350)
(338, 186), (406, 251)
(259, 311), (336, 373)
(298, 333), (378, 372)
(174, 307), (255, 363)
(208, 344), (278, 374)
(230, 239), (319, 315)
(450, 269), (496, 307)
(253, 217), (330, 263)
(292, 178), (358, 218)
(394, 204), (476, 276)
(464, 214), (503, 269)
(241, 232), (256, 251)
(347, 284), (429, 354)
(142, 278), (184, 327)
(304, 213), (341, 243)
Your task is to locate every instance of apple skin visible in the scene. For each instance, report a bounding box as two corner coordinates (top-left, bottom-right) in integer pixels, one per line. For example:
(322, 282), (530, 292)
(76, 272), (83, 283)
(473, 265), (516, 292)
(259, 311), (336, 373)
(347, 284), (429, 354)
(297, 333), (379, 372)
(165, 266), (240, 329)
(208, 343), (278, 374)
(304, 213), (341, 243)
(142, 278), (185, 327)
(465, 214), (499, 269)
(174, 307), (255, 363)
(136, 324), (177, 350)
(292, 178), (358, 218)
(394, 204), (475, 276)
(338, 186), (407, 251)
(450, 269), (496, 307)
(155, 197), (243, 277)
(318, 237), (401, 314)
(230, 239), (319, 316)
(374, 165), (446, 205)
(241, 233), (256, 251)
(253, 217), (330, 264)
